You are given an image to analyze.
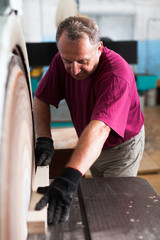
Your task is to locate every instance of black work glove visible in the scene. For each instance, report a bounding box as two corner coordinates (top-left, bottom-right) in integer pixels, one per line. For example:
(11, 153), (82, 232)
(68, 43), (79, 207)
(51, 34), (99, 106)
(35, 137), (54, 166)
(35, 167), (82, 224)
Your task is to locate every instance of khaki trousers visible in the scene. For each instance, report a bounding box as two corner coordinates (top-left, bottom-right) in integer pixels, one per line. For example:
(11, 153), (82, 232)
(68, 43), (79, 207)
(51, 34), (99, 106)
(90, 125), (145, 177)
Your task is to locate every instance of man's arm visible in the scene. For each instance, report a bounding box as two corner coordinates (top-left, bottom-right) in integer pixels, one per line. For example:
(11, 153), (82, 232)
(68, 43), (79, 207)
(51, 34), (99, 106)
(33, 96), (110, 173)
(66, 120), (111, 175)
(33, 97), (54, 166)
(33, 96), (52, 138)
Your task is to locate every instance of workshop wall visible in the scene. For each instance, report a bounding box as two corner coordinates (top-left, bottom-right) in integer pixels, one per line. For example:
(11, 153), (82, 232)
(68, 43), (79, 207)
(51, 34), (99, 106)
(21, 0), (160, 76)
(79, 0), (160, 75)
(21, 0), (59, 42)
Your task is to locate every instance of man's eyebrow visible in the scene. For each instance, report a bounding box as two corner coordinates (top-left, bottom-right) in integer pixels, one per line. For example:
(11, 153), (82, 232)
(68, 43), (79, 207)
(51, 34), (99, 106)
(62, 57), (70, 61)
(78, 59), (89, 63)
(62, 57), (89, 62)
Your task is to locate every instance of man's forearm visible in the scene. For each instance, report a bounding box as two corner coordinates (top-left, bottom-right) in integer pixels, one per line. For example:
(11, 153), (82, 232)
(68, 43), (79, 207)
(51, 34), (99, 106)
(33, 97), (52, 138)
(66, 120), (111, 175)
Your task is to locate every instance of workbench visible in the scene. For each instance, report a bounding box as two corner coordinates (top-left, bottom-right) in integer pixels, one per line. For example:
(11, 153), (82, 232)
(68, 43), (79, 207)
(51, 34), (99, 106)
(28, 177), (160, 240)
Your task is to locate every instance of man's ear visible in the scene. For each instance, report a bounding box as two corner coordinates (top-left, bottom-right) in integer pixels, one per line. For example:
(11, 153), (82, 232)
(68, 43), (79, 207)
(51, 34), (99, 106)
(98, 41), (103, 53)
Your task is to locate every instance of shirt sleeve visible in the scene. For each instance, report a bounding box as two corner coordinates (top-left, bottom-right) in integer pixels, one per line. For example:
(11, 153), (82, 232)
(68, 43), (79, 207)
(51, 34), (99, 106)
(91, 75), (131, 138)
(34, 53), (65, 108)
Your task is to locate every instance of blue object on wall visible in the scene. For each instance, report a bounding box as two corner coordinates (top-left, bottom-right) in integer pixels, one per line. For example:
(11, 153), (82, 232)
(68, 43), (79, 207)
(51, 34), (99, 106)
(137, 40), (160, 76)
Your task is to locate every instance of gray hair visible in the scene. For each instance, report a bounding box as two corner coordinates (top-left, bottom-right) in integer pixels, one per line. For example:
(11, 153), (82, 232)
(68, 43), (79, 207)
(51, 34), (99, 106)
(56, 16), (100, 46)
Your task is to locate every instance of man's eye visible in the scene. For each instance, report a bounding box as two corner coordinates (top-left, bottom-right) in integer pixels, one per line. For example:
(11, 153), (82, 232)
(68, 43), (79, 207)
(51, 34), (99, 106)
(64, 60), (72, 64)
(78, 60), (88, 65)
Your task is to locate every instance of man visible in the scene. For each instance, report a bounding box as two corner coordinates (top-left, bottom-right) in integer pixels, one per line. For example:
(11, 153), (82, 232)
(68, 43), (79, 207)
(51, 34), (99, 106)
(34, 16), (145, 224)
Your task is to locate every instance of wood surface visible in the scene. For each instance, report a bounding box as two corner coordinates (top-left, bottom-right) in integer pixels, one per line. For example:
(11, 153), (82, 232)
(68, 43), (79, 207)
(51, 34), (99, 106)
(138, 151), (160, 174)
(0, 55), (34, 240)
(27, 166), (49, 234)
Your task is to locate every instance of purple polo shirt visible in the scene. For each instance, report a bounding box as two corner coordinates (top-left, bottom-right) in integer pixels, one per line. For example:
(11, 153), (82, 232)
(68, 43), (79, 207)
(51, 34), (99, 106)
(34, 47), (144, 148)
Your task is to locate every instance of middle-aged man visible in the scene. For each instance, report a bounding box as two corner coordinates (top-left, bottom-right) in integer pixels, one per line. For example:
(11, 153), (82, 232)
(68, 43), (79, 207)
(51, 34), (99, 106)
(34, 16), (145, 224)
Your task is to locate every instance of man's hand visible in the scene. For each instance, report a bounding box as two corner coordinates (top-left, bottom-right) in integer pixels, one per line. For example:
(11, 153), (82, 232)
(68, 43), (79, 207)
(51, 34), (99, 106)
(35, 137), (54, 166)
(35, 167), (82, 224)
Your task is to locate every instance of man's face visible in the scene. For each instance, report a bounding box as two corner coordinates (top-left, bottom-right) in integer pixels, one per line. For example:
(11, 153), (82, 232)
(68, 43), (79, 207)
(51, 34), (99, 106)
(57, 32), (103, 80)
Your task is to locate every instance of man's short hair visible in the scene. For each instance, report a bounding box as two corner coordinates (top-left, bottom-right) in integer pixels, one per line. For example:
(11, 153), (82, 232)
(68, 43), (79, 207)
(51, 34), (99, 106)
(56, 16), (100, 46)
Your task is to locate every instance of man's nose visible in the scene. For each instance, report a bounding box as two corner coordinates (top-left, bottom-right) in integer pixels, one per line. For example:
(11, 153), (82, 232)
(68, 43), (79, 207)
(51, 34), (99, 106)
(71, 62), (81, 75)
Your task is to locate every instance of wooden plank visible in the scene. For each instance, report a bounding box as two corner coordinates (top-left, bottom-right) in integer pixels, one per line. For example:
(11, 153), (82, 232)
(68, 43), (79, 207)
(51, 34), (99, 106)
(28, 194), (86, 240)
(79, 177), (160, 240)
(51, 127), (78, 150)
(27, 166), (49, 234)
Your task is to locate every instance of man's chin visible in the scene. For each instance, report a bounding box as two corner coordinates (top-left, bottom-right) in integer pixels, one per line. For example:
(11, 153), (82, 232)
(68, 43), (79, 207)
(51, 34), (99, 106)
(72, 74), (88, 80)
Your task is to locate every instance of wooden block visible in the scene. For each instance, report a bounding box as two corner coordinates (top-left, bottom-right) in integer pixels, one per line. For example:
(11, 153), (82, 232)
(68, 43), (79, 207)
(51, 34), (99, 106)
(28, 193), (86, 240)
(32, 166), (49, 191)
(27, 208), (47, 234)
(27, 166), (49, 234)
